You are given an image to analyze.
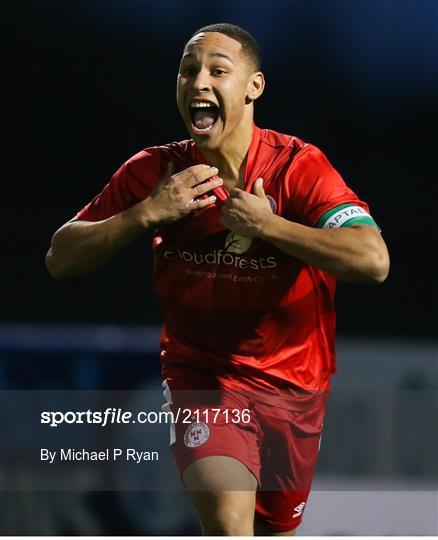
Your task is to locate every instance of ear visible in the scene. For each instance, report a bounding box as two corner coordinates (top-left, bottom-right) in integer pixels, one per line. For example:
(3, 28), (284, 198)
(246, 72), (265, 103)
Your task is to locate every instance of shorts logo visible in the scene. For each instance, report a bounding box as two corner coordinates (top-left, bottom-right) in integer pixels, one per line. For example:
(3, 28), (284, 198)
(184, 421), (211, 448)
(292, 502), (306, 518)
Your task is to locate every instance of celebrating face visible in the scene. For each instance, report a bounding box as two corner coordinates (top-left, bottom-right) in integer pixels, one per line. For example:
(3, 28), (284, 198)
(177, 31), (264, 151)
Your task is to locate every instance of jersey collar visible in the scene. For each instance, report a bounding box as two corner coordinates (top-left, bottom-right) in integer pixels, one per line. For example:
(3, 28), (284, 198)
(244, 123), (262, 186)
(193, 124), (262, 199)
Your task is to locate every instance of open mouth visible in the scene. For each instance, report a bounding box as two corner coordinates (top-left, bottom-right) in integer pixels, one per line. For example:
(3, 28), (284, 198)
(189, 100), (220, 135)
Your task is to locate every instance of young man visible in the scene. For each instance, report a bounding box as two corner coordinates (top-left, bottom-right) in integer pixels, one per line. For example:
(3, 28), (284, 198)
(46, 23), (389, 536)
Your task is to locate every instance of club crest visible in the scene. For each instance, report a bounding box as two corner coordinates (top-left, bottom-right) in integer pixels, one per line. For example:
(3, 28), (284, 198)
(184, 421), (211, 448)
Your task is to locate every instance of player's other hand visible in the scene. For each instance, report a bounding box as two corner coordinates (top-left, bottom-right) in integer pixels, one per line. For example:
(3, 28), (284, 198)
(144, 162), (223, 225)
(220, 178), (273, 237)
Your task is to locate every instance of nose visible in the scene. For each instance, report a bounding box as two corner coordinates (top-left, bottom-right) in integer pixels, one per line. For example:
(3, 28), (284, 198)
(192, 69), (211, 92)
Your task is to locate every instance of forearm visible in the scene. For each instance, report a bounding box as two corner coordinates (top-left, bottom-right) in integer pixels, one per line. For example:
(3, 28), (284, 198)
(46, 164), (221, 279)
(259, 215), (389, 283)
(46, 199), (155, 279)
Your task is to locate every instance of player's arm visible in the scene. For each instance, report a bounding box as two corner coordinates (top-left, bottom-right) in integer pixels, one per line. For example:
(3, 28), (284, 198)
(45, 206), (154, 279)
(46, 164), (221, 279)
(259, 212), (389, 283)
(220, 179), (389, 284)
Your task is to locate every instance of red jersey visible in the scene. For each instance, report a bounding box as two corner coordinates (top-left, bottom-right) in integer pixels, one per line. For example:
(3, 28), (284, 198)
(76, 126), (376, 395)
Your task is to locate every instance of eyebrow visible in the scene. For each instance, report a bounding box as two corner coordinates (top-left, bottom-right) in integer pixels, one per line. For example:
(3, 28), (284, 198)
(182, 52), (234, 63)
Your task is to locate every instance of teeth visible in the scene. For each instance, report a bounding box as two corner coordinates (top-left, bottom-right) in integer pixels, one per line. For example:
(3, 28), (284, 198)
(195, 124), (214, 133)
(190, 102), (216, 108)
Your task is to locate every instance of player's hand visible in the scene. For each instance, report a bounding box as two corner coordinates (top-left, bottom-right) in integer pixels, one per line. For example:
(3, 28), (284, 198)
(220, 178), (273, 237)
(144, 162), (223, 225)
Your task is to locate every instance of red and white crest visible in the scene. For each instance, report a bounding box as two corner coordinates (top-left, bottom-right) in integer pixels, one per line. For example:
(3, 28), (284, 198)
(184, 421), (210, 448)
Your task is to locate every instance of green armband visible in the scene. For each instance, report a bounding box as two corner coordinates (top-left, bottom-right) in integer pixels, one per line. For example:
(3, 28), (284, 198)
(316, 203), (380, 230)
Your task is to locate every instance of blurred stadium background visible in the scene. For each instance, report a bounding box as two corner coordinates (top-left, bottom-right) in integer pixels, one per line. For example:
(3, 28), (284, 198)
(3, 0), (437, 535)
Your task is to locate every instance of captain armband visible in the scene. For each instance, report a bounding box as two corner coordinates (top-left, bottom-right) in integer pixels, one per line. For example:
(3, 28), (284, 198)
(316, 203), (380, 231)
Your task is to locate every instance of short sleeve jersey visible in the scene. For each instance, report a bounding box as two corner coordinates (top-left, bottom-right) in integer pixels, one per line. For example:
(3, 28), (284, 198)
(76, 126), (377, 394)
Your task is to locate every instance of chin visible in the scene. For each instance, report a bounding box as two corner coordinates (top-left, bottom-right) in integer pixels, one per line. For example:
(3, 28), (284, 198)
(192, 135), (221, 150)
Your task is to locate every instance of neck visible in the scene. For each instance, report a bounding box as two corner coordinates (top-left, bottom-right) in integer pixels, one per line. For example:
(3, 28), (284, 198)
(198, 120), (254, 188)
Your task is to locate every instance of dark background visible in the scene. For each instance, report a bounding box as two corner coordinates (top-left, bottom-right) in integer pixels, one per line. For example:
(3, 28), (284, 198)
(5, 0), (437, 335)
(2, 2), (437, 535)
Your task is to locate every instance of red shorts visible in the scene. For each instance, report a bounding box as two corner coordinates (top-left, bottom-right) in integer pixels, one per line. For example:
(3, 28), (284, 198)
(162, 373), (327, 532)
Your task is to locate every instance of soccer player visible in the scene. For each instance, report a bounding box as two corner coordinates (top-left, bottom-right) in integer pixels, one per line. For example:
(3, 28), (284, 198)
(46, 23), (389, 536)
